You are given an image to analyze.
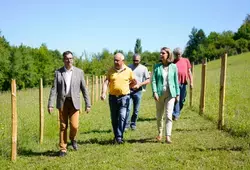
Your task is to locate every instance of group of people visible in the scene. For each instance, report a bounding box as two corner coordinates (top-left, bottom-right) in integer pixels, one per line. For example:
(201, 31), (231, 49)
(47, 47), (193, 157)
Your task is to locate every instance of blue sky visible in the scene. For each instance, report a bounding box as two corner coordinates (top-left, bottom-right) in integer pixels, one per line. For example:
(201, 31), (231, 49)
(0, 0), (249, 57)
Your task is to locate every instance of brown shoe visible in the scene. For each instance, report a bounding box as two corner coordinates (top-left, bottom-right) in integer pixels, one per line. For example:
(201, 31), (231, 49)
(156, 136), (162, 142)
(166, 136), (172, 144)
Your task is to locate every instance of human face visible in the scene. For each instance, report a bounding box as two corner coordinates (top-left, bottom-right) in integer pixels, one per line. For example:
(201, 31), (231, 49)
(160, 50), (169, 64)
(133, 56), (140, 66)
(114, 55), (124, 69)
(174, 53), (181, 60)
(64, 53), (73, 69)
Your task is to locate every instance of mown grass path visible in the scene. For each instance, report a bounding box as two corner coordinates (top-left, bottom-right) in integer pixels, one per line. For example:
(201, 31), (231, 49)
(1, 86), (249, 169)
(1, 53), (250, 169)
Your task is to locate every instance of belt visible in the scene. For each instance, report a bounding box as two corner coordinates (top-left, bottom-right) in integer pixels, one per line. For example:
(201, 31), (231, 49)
(109, 94), (128, 98)
(130, 87), (143, 92)
(65, 97), (72, 100)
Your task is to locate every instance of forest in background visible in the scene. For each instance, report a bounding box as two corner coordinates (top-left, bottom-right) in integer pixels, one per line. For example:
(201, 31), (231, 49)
(0, 14), (249, 91)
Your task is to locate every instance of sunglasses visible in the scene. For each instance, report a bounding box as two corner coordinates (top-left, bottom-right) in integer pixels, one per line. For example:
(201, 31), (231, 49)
(133, 60), (139, 62)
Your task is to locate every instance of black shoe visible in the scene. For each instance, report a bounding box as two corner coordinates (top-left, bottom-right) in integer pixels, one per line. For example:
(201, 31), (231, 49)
(172, 116), (178, 121)
(113, 138), (124, 144)
(71, 140), (78, 150)
(130, 124), (136, 131)
(116, 138), (124, 144)
(59, 151), (67, 157)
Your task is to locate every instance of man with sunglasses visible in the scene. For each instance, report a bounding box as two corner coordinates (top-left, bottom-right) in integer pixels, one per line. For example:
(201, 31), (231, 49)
(125, 54), (150, 130)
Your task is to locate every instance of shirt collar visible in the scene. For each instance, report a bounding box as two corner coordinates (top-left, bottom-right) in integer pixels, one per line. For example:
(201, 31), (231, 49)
(114, 65), (126, 73)
(64, 66), (73, 72)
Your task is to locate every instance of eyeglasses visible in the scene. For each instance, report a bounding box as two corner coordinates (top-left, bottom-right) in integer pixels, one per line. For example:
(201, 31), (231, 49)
(160, 52), (166, 55)
(133, 60), (139, 62)
(64, 57), (73, 61)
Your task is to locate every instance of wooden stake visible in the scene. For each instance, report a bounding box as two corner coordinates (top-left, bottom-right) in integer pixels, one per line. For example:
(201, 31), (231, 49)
(218, 53), (227, 130)
(39, 78), (44, 144)
(189, 62), (194, 107)
(86, 76), (89, 89)
(99, 76), (102, 97)
(95, 76), (99, 102)
(199, 58), (207, 115)
(11, 79), (17, 161)
(91, 76), (94, 105)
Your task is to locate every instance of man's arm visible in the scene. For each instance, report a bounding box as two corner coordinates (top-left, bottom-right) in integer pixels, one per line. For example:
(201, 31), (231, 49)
(138, 67), (151, 87)
(48, 71), (57, 114)
(101, 79), (109, 100)
(188, 68), (193, 88)
(132, 78), (150, 90)
(80, 71), (91, 112)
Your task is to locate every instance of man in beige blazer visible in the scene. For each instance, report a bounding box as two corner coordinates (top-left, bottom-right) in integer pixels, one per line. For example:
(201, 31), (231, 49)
(48, 51), (91, 157)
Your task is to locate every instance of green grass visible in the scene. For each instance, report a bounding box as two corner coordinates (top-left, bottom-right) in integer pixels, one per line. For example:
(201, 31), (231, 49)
(0, 53), (250, 169)
(191, 52), (250, 137)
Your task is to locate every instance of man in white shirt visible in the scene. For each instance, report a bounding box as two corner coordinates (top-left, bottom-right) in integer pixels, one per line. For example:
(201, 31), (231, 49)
(48, 51), (91, 157)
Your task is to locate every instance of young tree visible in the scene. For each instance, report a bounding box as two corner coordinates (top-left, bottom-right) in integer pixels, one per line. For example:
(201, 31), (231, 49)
(134, 38), (142, 54)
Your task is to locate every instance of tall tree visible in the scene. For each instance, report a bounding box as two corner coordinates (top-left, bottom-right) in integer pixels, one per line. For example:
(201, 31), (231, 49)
(0, 34), (11, 90)
(244, 14), (250, 24)
(134, 38), (142, 54)
(184, 27), (206, 62)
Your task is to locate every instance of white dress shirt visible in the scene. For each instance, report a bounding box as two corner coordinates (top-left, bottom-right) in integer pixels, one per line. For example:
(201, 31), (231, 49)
(64, 67), (73, 97)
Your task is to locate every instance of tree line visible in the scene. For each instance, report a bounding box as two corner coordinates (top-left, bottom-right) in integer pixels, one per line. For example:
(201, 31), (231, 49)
(0, 14), (249, 91)
(184, 14), (250, 63)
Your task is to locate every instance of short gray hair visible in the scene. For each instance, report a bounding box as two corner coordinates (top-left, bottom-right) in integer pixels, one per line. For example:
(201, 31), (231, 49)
(133, 53), (141, 60)
(173, 47), (182, 56)
(114, 52), (125, 60)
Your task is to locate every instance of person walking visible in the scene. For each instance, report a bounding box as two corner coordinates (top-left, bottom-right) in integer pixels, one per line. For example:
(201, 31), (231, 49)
(125, 53), (150, 130)
(151, 47), (179, 143)
(172, 47), (193, 120)
(48, 51), (91, 157)
(101, 53), (136, 144)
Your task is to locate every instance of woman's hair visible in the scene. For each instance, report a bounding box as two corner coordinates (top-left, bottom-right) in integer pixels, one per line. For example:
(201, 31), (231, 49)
(161, 47), (174, 63)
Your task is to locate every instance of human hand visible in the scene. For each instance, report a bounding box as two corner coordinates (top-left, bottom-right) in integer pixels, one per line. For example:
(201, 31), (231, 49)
(132, 84), (140, 90)
(101, 93), (106, 100)
(154, 92), (159, 101)
(175, 95), (179, 103)
(48, 107), (53, 114)
(190, 83), (193, 89)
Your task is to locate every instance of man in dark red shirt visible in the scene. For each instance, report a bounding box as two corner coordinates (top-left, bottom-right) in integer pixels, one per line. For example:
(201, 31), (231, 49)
(173, 48), (193, 120)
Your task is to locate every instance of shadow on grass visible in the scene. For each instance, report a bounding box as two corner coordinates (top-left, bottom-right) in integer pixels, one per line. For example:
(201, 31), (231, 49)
(137, 117), (156, 122)
(80, 129), (112, 135)
(18, 149), (58, 157)
(194, 146), (245, 152)
(202, 114), (250, 138)
(78, 137), (156, 145)
(78, 138), (114, 145)
(174, 127), (211, 132)
(126, 138), (158, 143)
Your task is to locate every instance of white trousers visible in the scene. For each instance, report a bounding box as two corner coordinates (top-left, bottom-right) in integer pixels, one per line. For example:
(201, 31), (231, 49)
(155, 90), (175, 136)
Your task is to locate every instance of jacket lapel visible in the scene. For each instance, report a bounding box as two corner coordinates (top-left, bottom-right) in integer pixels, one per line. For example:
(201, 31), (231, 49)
(60, 67), (67, 93)
(70, 66), (75, 88)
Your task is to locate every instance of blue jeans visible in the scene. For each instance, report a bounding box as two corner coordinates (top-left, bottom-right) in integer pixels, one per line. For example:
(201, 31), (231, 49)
(173, 84), (187, 118)
(126, 89), (142, 127)
(109, 94), (130, 140)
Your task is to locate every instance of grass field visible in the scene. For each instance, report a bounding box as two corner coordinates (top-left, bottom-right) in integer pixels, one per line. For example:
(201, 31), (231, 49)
(0, 52), (250, 169)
